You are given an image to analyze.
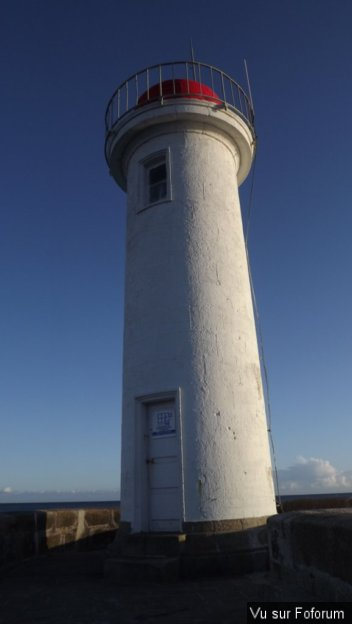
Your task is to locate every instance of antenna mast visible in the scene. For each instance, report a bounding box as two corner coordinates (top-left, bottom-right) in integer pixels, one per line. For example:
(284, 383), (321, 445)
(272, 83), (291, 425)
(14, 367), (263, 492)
(190, 39), (197, 81)
(190, 39), (196, 62)
(244, 58), (255, 118)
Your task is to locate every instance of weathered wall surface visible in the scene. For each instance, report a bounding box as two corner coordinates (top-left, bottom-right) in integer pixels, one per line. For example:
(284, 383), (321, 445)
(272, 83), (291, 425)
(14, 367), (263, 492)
(268, 510), (352, 601)
(119, 112), (275, 531)
(0, 508), (119, 570)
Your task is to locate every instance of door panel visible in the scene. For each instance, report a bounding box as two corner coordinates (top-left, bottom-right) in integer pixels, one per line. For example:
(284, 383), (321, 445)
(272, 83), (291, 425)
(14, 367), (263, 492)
(147, 402), (181, 531)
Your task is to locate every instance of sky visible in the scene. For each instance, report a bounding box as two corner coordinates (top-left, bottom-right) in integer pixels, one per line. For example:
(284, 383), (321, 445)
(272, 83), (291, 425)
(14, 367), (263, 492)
(1, 0), (352, 502)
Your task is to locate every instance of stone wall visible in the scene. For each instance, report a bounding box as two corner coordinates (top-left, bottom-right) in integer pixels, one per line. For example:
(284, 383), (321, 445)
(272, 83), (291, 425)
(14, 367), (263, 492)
(279, 496), (352, 512)
(0, 508), (119, 570)
(268, 510), (352, 601)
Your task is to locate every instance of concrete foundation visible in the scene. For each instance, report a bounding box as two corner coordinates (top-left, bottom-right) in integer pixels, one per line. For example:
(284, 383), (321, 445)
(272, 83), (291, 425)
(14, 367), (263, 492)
(105, 520), (270, 582)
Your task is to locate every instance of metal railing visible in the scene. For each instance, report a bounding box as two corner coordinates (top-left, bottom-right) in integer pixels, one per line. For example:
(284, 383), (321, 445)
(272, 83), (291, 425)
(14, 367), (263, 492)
(104, 61), (255, 162)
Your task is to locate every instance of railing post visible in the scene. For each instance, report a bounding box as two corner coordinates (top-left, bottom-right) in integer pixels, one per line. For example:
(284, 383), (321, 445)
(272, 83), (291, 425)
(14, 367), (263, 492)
(210, 67), (214, 94)
(244, 95), (250, 125)
(221, 72), (227, 110)
(159, 64), (162, 101)
(172, 63), (175, 96)
(230, 80), (235, 110)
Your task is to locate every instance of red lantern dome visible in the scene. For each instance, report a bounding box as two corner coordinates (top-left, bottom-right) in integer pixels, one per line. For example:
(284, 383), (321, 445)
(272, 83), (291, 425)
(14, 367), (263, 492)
(138, 79), (221, 106)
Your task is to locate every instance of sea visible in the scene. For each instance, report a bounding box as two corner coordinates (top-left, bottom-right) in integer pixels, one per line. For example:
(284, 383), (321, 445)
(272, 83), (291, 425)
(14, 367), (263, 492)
(0, 492), (350, 513)
(0, 500), (120, 513)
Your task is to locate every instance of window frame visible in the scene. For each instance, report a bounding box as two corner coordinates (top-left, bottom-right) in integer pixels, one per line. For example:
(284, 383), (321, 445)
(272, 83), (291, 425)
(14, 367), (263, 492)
(139, 149), (172, 211)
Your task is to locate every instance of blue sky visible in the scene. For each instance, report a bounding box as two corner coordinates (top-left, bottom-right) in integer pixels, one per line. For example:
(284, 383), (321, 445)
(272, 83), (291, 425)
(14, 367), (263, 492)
(1, 0), (352, 501)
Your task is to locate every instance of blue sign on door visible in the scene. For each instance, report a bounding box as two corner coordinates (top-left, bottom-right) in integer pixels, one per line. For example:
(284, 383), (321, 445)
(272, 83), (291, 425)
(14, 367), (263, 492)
(152, 410), (176, 437)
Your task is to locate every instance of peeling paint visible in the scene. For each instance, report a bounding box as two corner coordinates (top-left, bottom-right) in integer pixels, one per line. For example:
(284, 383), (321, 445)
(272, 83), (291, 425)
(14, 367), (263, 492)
(227, 426), (237, 440)
(215, 332), (219, 356)
(188, 304), (193, 330)
(215, 264), (221, 285)
(251, 363), (263, 400)
(202, 355), (207, 383)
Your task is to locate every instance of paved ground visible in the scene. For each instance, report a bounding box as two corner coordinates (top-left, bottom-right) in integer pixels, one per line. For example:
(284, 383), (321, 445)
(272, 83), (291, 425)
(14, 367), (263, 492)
(0, 552), (321, 624)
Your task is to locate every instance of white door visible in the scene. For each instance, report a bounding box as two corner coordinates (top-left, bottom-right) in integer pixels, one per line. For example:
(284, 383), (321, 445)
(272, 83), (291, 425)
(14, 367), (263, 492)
(147, 401), (181, 532)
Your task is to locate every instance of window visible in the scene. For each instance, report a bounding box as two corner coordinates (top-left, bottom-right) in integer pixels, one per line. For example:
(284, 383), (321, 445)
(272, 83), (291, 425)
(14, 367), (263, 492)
(141, 150), (171, 209)
(148, 161), (167, 203)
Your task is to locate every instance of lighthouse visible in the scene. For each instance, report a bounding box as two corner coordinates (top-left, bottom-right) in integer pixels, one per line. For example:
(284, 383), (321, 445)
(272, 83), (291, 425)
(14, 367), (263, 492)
(105, 60), (276, 573)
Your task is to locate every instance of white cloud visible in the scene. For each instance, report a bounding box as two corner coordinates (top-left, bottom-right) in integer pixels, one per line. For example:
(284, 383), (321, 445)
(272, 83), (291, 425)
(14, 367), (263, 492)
(2, 486), (13, 494)
(278, 456), (352, 494)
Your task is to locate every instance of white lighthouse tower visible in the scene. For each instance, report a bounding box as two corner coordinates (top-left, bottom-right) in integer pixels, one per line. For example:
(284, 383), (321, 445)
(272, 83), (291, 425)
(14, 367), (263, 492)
(105, 61), (276, 575)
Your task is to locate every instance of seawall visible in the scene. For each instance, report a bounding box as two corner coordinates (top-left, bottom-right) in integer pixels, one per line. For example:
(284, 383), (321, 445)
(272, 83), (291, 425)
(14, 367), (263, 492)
(0, 508), (119, 570)
(268, 509), (352, 600)
(3, 497), (352, 595)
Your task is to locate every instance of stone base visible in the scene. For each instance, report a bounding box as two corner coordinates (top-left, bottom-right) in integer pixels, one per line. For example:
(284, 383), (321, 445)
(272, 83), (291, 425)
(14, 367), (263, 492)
(105, 520), (270, 582)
